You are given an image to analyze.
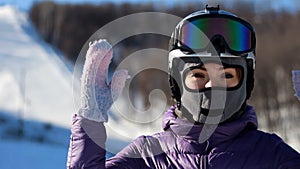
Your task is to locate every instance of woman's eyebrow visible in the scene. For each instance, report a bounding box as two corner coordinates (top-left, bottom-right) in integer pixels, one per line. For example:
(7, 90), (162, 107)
(189, 65), (206, 71)
(218, 67), (226, 71)
(220, 65), (237, 71)
(191, 65), (227, 71)
(207, 66), (225, 71)
(199, 67), (206, 71)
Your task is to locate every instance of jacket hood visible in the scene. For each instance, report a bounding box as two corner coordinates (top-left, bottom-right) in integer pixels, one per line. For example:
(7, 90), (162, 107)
(162, 105), (258, 147)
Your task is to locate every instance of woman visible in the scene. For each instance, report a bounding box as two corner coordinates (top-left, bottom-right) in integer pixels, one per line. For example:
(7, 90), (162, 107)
(67, 6), (300, 168)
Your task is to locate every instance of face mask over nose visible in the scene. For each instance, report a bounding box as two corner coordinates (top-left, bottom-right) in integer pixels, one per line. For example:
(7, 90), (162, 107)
(179, 57), (248, 124)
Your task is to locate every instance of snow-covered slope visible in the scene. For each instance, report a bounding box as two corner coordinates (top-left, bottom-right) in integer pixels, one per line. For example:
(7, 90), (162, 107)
(0, 5), (74, 128)
(0, 6), (132, 168)
(0, 109), (70, 168)
(0, 140), (68, 169)
(0, 5), (75, 168)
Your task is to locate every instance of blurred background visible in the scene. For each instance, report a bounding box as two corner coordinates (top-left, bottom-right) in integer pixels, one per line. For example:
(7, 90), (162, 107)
(0, 0), (300, 168)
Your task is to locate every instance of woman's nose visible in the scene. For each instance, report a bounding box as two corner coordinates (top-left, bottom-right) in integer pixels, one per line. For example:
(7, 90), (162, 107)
(205, 80), (213, 88)
(204, 78), (224, 88)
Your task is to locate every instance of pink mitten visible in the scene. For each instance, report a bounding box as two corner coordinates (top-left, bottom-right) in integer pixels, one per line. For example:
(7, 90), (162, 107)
(79, 39), (128, 122)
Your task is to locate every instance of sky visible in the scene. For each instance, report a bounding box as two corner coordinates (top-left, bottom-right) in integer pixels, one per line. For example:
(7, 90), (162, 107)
(1, 0), (300, 13)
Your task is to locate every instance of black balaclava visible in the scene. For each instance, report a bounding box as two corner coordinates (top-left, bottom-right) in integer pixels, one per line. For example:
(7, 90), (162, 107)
(178, 57), (248, 124)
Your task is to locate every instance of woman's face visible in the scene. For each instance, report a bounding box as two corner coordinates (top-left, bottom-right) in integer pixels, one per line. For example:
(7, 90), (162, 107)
(184, 63), (241, 90)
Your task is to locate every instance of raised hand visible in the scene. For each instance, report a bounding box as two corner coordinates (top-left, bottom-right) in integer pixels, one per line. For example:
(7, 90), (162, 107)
(79, 39), (128, 122)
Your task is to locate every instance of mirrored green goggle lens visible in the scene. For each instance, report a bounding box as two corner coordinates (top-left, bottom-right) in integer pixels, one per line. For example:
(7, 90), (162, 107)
(180, 18), (253, 52)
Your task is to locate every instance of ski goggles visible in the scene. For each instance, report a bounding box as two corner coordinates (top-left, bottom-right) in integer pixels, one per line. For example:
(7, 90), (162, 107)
(177, 15), (256, 54)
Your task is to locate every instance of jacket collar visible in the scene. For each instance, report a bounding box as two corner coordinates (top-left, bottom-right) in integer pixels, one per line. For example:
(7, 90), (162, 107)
(162, 105), (258, 146)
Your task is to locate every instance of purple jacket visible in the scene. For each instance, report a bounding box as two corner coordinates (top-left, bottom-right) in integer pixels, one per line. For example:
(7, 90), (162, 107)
(67, 106), (300, 168)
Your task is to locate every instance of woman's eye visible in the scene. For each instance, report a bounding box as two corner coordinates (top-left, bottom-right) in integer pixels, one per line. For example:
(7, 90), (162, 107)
(223, 73), (234, 79)
(192, 73), (205, 78)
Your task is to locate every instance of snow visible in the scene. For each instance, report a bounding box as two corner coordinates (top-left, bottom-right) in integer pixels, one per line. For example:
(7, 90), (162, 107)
(0, 5), (134, 168)
(0, 5), (75, 168)
(0, 109), (70, 168)
(0, 5), (74, 128)
(0, 140), (68, 169)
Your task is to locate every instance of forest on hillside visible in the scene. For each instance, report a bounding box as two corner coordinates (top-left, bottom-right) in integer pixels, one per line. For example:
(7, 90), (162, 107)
(29, 1), (300, 143)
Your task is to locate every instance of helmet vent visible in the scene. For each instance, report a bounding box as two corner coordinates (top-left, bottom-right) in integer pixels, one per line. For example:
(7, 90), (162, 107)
(205, 4), (220, 14)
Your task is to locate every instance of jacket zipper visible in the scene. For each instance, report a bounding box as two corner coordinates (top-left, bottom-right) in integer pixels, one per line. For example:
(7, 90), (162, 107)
(200, 155), (208, 169)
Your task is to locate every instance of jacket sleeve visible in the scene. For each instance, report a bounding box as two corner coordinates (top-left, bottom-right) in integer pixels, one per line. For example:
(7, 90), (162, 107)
(66, 114), (148, 169)
(67, 114), (107, 169)
(105, 136), (156, 168)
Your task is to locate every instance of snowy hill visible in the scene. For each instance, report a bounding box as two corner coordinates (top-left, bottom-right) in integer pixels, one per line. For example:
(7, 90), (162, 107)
(0, 5), (75, 168)
(0, 5), (74, 128)
(0, 5), (133, 168)
(0, 110), (70, 169)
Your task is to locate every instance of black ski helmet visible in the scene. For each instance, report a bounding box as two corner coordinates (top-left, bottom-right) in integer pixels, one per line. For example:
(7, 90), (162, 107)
(168, 5), (256, 107)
